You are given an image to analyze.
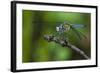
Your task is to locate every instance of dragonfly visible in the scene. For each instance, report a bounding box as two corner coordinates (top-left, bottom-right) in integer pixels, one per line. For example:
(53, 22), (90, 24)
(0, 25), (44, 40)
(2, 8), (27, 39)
(33, 21), (86, 41)
(55, 21), (87, 41)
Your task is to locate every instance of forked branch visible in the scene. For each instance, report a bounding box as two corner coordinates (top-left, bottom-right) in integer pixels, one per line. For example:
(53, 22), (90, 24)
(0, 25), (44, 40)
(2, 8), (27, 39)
(44, 35), (89, 59)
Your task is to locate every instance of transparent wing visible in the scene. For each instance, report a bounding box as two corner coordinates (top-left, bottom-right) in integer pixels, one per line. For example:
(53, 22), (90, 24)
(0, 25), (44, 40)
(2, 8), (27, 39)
(70, 25), (87, 39)
(62, 21), (87, 39)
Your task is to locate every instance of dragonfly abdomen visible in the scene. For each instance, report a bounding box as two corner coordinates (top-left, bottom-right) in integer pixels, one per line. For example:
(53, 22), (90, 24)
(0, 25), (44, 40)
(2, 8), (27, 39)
(72, 24), (85, 28)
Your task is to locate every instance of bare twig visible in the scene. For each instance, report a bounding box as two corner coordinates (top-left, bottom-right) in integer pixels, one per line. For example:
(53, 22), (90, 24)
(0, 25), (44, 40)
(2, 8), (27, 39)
(44, 35), (89, 59)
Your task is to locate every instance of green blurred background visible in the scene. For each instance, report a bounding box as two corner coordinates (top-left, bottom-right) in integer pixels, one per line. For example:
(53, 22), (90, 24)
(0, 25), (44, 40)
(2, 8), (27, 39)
(22, 10), (91, 63)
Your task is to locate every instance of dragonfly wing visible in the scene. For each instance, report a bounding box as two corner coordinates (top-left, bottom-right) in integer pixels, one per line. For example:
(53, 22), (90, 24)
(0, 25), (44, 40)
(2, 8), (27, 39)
(70, 25), (87, 39)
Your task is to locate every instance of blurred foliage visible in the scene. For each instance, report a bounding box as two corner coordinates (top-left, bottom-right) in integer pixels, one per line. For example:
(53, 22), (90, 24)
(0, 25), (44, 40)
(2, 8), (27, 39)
(22, 10), (91, 63)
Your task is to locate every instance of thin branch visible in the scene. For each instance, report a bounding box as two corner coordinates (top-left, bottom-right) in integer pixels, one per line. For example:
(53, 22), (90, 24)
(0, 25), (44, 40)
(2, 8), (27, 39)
(44, 35), (89, 59)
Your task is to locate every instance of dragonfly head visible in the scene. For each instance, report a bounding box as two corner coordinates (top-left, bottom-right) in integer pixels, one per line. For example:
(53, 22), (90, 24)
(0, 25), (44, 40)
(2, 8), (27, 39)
(56, 24), (70, 34)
